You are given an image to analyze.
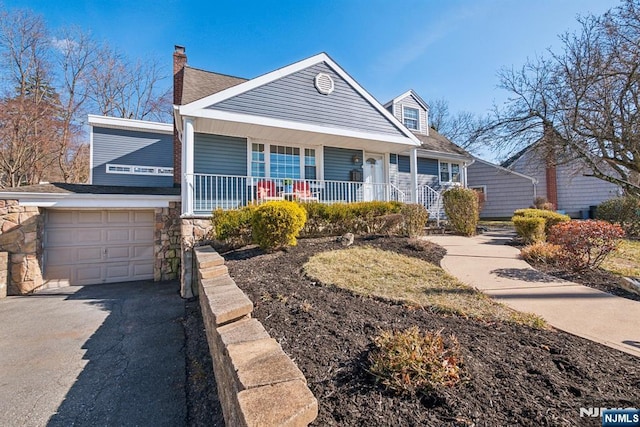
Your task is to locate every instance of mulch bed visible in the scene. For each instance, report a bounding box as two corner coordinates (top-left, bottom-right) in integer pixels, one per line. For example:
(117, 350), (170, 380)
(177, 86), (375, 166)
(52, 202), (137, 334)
(221, 236), (639, 427)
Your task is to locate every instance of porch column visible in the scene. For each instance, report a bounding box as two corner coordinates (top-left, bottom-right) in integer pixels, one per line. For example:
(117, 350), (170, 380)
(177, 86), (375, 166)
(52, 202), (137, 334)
(410, 147), (418, 203)
(183, 117), (195, 216)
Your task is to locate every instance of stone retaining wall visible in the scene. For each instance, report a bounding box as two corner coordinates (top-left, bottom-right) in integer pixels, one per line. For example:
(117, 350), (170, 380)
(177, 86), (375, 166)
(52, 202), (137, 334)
(180, 217), (213, 298)
(194, 246), (318, 426)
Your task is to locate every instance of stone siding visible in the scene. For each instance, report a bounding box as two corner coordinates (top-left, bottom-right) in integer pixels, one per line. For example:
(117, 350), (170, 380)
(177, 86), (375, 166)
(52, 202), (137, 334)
(0, 200), (43, 294)
(194, 246), (318, 426)
(154, 202), (182, 281)
(180, 217), (213, 298)
(0, 251), (7, 298)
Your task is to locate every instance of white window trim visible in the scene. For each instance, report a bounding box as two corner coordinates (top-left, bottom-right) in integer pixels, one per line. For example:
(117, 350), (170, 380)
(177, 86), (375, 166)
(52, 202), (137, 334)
(247, 140), (322, 180)
(438, 161), (462, 184)
(469, 185), (488, 201)
(106, 163), (174, 177)
(402, 106), (420, 131)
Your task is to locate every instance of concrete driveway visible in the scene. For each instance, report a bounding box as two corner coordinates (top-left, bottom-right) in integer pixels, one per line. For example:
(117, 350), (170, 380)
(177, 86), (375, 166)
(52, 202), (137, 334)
(0, 281), (186, 427)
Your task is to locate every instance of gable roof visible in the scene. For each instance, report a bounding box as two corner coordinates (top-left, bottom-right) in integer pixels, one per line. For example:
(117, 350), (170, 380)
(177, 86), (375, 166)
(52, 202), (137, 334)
(179, 53), (421, 146)
(181, 66), (247, 105)
(383, 89), (430, 111)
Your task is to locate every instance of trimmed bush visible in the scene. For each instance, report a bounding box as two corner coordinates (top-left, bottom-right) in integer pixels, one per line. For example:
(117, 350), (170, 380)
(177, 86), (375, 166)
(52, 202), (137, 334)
(211, 205), (256, 249)
(596, 196), (640, 238)
(549, 220), (625, 271)
(533, 196), (555, 211)
(513, 216), (546, 244)
(513, 208), (570, 236)
(298, 201), (403, 237)
(251, 200), (307, 251)
(369, 327), (463, 395)
(442, 187), (479, 236)
(400, 203), (430, 237)
(520, 242), (563, 265)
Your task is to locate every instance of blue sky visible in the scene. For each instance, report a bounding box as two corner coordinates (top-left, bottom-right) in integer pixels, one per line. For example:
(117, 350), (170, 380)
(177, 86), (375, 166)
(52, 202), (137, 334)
(5, 0), (619, 145)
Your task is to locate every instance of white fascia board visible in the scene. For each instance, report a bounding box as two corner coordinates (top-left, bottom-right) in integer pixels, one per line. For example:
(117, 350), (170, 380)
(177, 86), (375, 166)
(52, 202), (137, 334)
(191, 109), (419, 147)
(179, 53), (421, 147)
(6, 192), (180, 209)
(388, 90), (430, 111)
(88, 115), (173, 134)
(472, 157), (539, 184)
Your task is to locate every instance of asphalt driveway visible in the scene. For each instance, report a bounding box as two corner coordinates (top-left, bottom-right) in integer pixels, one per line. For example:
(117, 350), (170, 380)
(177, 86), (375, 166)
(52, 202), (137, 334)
(0, 281), (186, 427)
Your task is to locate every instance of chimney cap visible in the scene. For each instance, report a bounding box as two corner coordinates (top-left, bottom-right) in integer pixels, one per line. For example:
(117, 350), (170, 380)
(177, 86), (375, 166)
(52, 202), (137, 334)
(174, 45), (186, 55)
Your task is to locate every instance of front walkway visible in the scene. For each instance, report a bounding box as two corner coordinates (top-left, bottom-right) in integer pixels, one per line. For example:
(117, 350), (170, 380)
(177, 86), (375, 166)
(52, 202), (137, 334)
(425, 231), (640, 358)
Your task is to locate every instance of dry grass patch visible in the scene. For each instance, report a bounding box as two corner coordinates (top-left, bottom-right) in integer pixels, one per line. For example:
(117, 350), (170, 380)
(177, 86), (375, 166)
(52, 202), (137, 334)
(602, 239), (640, 278)
(304, 246), (545, 327)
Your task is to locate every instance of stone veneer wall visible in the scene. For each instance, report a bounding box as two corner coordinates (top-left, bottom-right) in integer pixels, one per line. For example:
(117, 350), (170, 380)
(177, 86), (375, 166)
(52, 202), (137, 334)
(0, 252), (7, 298)
(180, 217), (213, 298)
(154, 202), (182, 281)
(194, 246), (318, 426)
(0, 200), (43, 294)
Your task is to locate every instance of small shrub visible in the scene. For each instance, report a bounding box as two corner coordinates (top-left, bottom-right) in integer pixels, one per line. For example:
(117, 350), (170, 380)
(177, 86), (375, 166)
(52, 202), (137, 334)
(513, 208), (570, 237)
(400, 203), (430, 237)
(513, 216), (546, 244)
(520, 242), (563, 265)
(533, 196), (555, 210)
(211, 205), (257, 249)
(369, 327), (463, 395)
(251, 200), (307, 251)
(549, 220), (625, 271)
(442, 187), (479, 236)
(596, 196), (640, 238)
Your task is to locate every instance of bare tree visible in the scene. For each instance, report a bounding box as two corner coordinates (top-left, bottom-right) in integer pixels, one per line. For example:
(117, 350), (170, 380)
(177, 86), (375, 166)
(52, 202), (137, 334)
(427, 97), (480, 150)
(481, 0), (640, 196)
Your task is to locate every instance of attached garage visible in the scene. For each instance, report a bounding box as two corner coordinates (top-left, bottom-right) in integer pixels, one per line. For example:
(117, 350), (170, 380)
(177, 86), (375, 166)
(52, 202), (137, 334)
(44, 209), (155, 286)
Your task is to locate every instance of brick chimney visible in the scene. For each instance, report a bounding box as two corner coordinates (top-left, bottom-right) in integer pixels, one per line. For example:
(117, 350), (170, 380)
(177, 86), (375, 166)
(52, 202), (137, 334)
(541, 122), (558, 209)
(545, 163), (558, 209)
(173, 45), (187, 187)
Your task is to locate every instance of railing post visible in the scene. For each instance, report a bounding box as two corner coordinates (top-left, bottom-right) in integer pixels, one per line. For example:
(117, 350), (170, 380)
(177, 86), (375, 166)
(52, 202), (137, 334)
(183, 117), (195, 216)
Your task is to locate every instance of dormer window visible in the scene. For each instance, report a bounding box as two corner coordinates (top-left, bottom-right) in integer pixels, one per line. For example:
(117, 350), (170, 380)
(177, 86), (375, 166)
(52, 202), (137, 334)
(403, 106), (419, 130)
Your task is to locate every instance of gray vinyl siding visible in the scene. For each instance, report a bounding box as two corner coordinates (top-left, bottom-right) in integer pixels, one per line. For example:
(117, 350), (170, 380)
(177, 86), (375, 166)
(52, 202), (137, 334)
(209, 62), (404, 137)
(91, 127), (173, 187)
(467, 160), (536, 219)
(392, 94), (428, 134)
(509, 149), (620, 217)
(324, 146), (363, 182)
(555, 164), (620, 217)
(194, 133), (247, 175)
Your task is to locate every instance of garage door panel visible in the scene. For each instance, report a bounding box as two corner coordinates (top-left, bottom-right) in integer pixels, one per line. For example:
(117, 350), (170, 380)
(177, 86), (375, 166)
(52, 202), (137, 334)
(134, 211), (154, 223)
(44, 209), (155, 285)
(76, 265), (103, 282)
(106, 246), (131, 260)
(78, 211), (103, 224)
(106, 229), (131, 242)
(134, 228), (154, 242)
(134, 245), (153, 259)
(77, 247), (104, 262)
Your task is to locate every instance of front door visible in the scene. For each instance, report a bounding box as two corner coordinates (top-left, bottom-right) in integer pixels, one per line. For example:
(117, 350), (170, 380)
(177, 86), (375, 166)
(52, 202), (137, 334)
(363, 153), (385, 201)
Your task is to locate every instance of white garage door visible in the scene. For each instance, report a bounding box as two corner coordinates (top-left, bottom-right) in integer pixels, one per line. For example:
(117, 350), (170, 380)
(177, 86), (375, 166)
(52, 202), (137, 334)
(44, 210), (155, 286)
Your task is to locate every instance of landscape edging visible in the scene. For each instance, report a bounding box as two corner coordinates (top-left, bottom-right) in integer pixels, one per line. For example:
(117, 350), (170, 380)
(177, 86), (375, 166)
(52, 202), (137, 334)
(193, 246), (318, 426)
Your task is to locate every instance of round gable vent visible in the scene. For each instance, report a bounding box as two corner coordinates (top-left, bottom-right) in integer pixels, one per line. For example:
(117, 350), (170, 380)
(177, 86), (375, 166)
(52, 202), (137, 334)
(314, 73), (335, 95)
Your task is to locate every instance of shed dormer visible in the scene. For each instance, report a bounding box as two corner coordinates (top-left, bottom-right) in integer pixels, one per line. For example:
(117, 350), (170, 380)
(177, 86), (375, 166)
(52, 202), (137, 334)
(384, 90), (429, 135)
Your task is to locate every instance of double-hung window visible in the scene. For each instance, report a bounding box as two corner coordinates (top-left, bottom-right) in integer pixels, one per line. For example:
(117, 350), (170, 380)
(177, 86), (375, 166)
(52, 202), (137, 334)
(403, 107), (419, 130)
(439, 162), (461, 183)
(250, 143), (317, 180)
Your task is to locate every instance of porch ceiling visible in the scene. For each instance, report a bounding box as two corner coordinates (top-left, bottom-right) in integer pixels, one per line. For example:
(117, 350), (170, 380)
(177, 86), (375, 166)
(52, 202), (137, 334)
(192, 116), (418, 153)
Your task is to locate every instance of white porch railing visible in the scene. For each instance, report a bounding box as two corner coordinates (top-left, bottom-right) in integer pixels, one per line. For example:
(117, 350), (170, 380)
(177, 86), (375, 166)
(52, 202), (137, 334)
(187, 174), (407, 214)
(417, 185), (445, 225)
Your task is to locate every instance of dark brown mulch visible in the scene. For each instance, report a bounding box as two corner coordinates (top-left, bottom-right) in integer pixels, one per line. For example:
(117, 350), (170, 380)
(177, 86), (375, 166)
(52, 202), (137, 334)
(222, 236), (639, 427)
(183, 299), (225, 426)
